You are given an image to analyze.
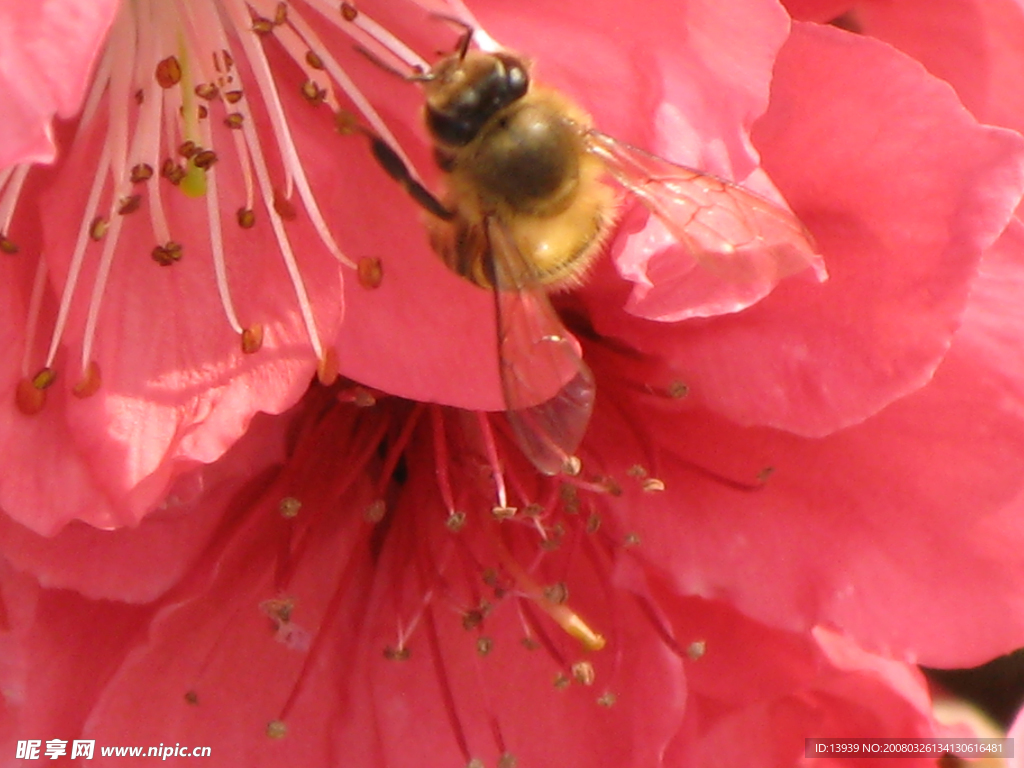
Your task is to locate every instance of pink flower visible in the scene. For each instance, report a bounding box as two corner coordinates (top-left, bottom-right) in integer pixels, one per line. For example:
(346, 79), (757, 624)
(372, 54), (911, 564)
(6, 0), (1024, 763)
(0, 389), (958, 766)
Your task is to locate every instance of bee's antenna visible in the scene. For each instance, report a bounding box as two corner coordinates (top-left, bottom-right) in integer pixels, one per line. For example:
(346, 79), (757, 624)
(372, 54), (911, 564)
(429, 12), (475, 61)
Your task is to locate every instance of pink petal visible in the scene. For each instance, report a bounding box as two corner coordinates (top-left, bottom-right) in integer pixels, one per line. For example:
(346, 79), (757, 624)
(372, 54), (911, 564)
(600, 219), (1024, 667)
(0, 0), (119, 168)
(789, 0), (1024, 137)
(654, 594), (944, 767)
(586, 22), (1024, 436)
(0, 409), (288, 600)
(0, 563), (154, 745)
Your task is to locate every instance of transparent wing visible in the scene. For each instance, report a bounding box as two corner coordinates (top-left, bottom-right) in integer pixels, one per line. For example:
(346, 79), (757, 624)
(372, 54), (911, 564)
(485, 217), (595, 476)
(586, 129), (824, 289)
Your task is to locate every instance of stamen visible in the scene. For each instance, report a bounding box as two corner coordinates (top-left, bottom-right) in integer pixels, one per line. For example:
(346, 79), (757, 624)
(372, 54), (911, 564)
(476, 413), (509, 510)
(0, 164), (30, 246)
(430, 408), (458, 516)
(483, 517), (606, 652)
(43, 141), (113, 374)
(274, 521), (375, 726)
(222, 1), (354, 268)
(72, 361), (103, 398)
(331, 1), (430, 72)
(423, 604), (476, 766)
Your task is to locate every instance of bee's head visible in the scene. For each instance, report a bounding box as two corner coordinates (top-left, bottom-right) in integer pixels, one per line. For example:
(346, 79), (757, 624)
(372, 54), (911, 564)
(423, 51), (530, 147)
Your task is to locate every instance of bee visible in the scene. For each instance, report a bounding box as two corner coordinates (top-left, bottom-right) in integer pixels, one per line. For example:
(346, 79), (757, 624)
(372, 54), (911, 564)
(358, 25), (819, 476)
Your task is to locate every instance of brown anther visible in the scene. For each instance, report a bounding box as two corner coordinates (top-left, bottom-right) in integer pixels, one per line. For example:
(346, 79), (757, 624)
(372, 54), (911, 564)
(192, 150), (218, 170)
(383, 646), (410, 661)
(357, 256), (383, 289)
(627, 465), (647, 478)
(224, 113), (244, 130)
(224, 90), (244, 104)
(306, 50), (325, 69)
(155, 56), (182, 88)
(523, 502), (543, 518)
(498, 753), (518, 768)
(445, 512), (466, 532)
(340, 2), (358, 21)
(364, 499), (386, 523)
(543, 582), (569, 605)
(353, 388), (376, 407)
(134, 89), (144, 104)
(334, 110), (359, 135)
(236, 207), (256, 228)
(476, 637), (493, 656)
(461, 607), (486, 631)
(687, 640), (707, 660)
(151, 241), (183, 266)
(642, 477), (665, 492)
(481, 569), (499, 588)
(265, 720), (287, 739)
(223, 50), (234, 69)
(130, 163), (154, 183)
(0, 234), (17, 254)
(15, 378), (46, 415)
(623, 532), (641, 547)
(667, 380), (689, 399)
(252, 17), (275, 35)
(89, 217), (109, 241)
(161, 158), (186, 185)
(337, 386), (376, 407)
(539, 537), (562, 552)
(184, 690), (199, 705)
(491, 505), (516, 520)
(196, 104), (209, 119)
(278, 496), (302, 518)
(559, 483), (579, 513)
(273, 189), (297, 220)
(179, 141), (198, 159)
(757, 466), (775, 483)
(597, 692), (617, 707)
(586, 514), (601, 534)
(260, 596), (295, 625)
(602, 477), (623, 496)
(32, 367), (57, 390)
(521, 637), (540, 651)
(72, 361), (102, 398)
(562, 455), (582, 476)
(301, 80), (325, 105)
(241, 324), (264, 354)
(571, 661), (596, 686)
(317, 348), (339, 385)
(553, 673), (570, 690)
(274, 2), (288, 24)
(195, 83), (219, 100)
(117, 195), (142, 215)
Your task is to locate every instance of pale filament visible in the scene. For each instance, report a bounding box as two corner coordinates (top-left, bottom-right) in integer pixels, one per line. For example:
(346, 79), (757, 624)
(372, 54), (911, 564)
(0, 164), (30, 234)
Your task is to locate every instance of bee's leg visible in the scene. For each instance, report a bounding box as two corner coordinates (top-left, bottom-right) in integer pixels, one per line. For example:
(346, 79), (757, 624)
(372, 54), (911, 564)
(364, 133), (455, 221)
